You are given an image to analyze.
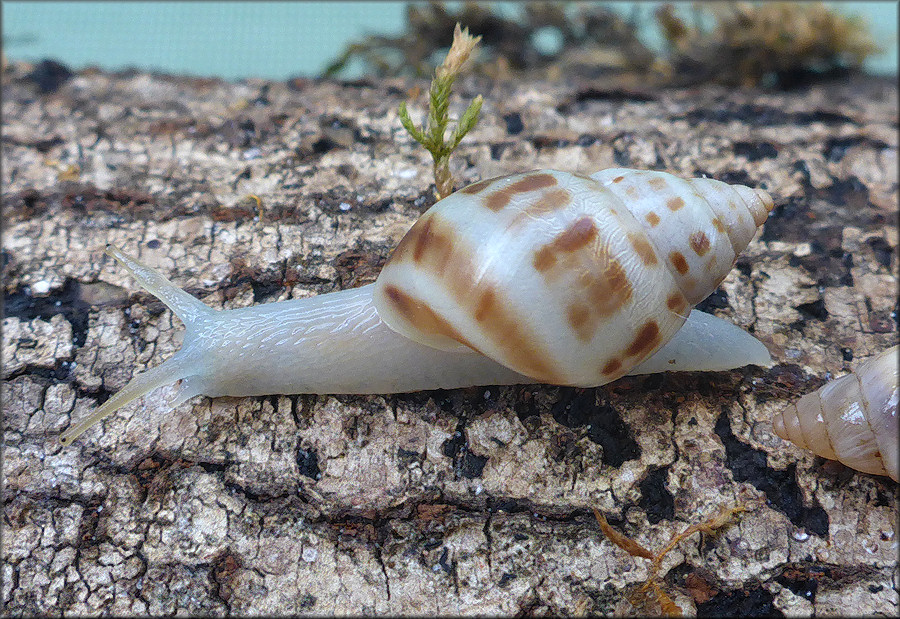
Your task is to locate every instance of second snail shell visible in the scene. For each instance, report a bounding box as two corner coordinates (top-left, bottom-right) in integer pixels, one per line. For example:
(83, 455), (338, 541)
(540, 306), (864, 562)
(774, 346), (898, 481)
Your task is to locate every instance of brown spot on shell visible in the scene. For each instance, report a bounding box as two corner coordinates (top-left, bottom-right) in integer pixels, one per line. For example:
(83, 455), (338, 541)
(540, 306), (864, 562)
(612, 175), (625, 183)
(602, 358), (622, 375)
(484, 172), (558, 211)
(567, 303), (592, 340)
(533, 216), (633, 342)
(670, 251), (689, 275)
(469, 285), (562, 383)
(587, 260), (632, 317)
(554, 216), (597, 251)
(667, 292), (687, 314)
(648, 177), (666, 190)
(628, 232), (658, 266)
(525, 188), (571, 216)
(474, 287), (496, 322)
(383, 285), (475, 350)
(689, 231), (710, 256)
(458, 177), (494, 195)
(712, 217), (726, 233)
(645, 211), (660, 227)
(485, 190), (512, 211)
(625, 186), (639, 198)
(533, 246), (556, 272)
(667, 197), (685, 211)
(626, 320), (661, 359)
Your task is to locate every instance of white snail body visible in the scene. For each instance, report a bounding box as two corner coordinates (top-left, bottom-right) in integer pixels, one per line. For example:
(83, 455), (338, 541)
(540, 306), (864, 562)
(773, 346), (899, 481)
(60, 168), (774, 445)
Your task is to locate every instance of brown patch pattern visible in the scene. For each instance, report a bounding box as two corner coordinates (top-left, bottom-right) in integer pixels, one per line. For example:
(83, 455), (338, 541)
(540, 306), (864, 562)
(523, 188), (572, 217)
(382, 285), (474, 350)
(667, 197), (685, 211)
(567, 303), (591, 336)
(533, 216), (633, 342)
(670, 251), (689, 275)
(689, 231), (710, 256)
(602, 358), (622, 376)
(648, 177), (666, 190)
(645, 211), (660, 227)
(712, 217), (726, 233)
(385, 215), (563, 383)
(469, 285), (561, 382)
(483, 172), (558, 211)
(628, 232), (658, 266)
(532, 246), (556, 272)
(666, 292), (687, 314)
(555, 217), (598, 251)
(458, 177), (494, 195)
(612, 175), (625, 183)
(626, 320), (662, 359)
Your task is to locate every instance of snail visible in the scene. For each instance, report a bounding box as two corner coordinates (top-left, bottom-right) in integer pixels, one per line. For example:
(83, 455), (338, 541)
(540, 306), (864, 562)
(773, 346), (898, 481)
(60, 168), (774, 445)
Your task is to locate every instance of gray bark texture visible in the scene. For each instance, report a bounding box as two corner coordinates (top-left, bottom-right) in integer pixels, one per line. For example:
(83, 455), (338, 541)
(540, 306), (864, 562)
(2, 60), (897, 616)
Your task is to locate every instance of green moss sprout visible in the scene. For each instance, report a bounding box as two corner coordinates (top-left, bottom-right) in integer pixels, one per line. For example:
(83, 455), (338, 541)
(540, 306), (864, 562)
(398, 23), (483, 199)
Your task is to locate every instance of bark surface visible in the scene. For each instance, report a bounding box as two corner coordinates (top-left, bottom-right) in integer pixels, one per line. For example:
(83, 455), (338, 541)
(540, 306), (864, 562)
(2, 61), (897, 615)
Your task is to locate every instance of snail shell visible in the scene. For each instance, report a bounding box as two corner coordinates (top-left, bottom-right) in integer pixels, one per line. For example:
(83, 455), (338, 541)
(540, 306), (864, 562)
(374, 168), (773, 385)
(773, 346), (899, 481)
(60, 168), (773, 445)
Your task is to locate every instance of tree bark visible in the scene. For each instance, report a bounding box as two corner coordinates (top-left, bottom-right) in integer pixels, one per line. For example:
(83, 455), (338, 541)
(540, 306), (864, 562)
(2, 61), (897, 615)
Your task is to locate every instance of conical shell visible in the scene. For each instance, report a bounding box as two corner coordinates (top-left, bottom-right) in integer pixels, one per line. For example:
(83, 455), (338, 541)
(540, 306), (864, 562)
(373, 169), (773, 386)
(773, 346), (898, 481)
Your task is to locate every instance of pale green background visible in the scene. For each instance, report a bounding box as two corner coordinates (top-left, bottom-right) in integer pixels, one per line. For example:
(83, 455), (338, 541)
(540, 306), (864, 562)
(3, 2), (897, 80)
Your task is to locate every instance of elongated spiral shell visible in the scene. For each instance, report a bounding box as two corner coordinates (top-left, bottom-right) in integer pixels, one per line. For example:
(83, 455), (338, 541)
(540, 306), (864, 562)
(373, 168), (773, 386)
(773, 346), (898, 481)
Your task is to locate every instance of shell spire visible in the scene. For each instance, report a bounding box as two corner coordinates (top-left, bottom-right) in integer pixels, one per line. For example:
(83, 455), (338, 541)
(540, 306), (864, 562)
(373, 168), (773, 387)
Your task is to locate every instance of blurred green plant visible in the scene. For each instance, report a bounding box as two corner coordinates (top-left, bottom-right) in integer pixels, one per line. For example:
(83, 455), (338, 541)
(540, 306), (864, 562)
(658, 2), (882, 88)
(398, 23), (483, 199)
(326, 1), (881, 89)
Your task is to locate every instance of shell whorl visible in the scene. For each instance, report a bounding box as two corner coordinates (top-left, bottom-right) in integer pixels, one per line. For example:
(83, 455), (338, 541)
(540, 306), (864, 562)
(372, 168), (772, 387)
(773, 346), (899, 481)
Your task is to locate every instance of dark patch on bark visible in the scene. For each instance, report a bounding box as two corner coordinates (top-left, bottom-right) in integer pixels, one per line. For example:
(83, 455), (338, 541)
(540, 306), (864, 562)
(557, 88), (655, 113)
(638, 466), (675, 525)
(296, 446), (321, 480)
(716, 169), (753, 186)
(490, 142), (512, 160)
(442, 425), (488, 479)
(733, 141), (779, 161)
(775, 564), (826, 603)
(714, 413), (829, 537)
(503, 112), (524, 135)
(696, 582), (783, 617)
(695, 288), (730, 313)
(865, 236), (894, 269)
(752, 364), (826, 405)
(4, 278), (115, 348)
(823, 135), (889, 163)
(794, 299), (829, 322)
(676, 104), (854, 128)
(546, 388), (640, 467)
